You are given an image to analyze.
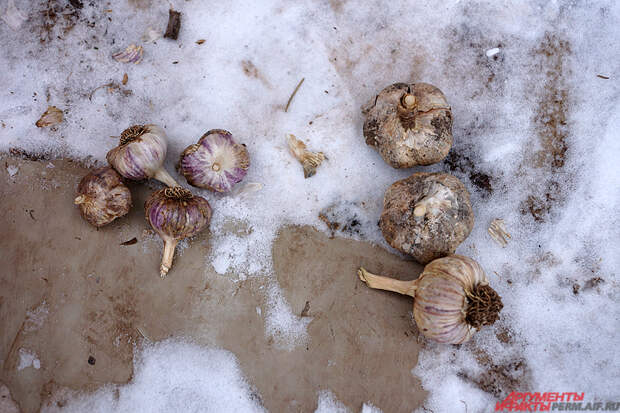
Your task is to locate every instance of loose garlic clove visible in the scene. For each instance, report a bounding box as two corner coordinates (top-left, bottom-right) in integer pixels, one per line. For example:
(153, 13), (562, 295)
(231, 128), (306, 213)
(144, 186), (212, 277)
(74, 167), (132, 227)
(358, 255), (503, 344)
(380, 172), (474, 264)
(107, 124), (179, 188)
(363, 82), (452, 168)
(286, 134), (325, 178)
(178, 129), (250, 192)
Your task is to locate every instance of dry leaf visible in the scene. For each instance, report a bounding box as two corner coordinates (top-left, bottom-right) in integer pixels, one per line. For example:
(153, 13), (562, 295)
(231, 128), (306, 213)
(196, 39), (205, 45)
(122, 73), (128, 85)
(35, 106), (63, 128)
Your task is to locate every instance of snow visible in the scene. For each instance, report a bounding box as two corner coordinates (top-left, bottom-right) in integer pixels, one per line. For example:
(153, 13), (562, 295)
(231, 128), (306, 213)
(41, 340), (264, 413)
(17, 348), (41, 370)
(1, 0), (619, 411)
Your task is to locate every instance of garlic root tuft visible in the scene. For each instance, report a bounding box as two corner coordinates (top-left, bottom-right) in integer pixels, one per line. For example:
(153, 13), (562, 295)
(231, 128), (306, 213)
(465, 284), (503, 328)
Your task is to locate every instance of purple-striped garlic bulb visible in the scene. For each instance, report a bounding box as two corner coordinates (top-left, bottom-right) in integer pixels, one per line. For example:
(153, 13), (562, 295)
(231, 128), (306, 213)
(74, 167), (132, 227)
(358, 255), (502, 344)
(145, 187), (212, 277)
(107, 124), (179, 187)
(178, 129), (250, 192)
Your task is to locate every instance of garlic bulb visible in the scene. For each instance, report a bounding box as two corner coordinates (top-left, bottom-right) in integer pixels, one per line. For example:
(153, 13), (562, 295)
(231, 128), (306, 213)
(380, 172), (474, 264)
(145, 187), (212, 277)
(74, 167), (132, 227)
(178, 129), (250, 192)
(363, 82), (452, 168)
(358, 255), (503, 344)
(107, 124), (179, 187)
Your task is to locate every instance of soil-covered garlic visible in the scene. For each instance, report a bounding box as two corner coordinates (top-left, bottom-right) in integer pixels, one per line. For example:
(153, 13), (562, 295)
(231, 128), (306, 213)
(145, 187), (211, 277)
(380, 172), (473, 264)
(363, 82), (452, 168)
(74, 167), (132, 227)
(358, 255), (503, 344)
(107, 124), (179, 187)
(178, 129), (250, 192)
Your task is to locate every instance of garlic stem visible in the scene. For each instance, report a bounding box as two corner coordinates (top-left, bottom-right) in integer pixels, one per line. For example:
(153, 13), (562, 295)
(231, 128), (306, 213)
(153, 168), (179, 188)
(160, 238), (179, 278)
(357, 267), (417, 298)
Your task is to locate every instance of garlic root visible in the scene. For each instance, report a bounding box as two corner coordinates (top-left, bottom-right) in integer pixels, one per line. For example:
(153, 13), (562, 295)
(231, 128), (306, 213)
(153, 168), (179, 188)
(357, 267), (417, 297)
(160, 238), (178, 278)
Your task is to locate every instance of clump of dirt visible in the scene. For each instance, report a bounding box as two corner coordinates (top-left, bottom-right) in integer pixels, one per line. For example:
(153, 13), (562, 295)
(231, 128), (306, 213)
(459, 347), (530, 398)
(318, 202), (365, 238)
(443, 149), (494, 196)
(38, 0), (82, 43)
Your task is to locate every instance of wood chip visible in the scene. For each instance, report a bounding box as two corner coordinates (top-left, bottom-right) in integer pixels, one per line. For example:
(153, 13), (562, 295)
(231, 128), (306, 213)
(122, 73), (128, 85)
(120, 237), (137, 246)
(35, 106), (63, 127)
(195, 39), (205, 45)
(488, 219), (511, 247)
(164, 9), (181, 40)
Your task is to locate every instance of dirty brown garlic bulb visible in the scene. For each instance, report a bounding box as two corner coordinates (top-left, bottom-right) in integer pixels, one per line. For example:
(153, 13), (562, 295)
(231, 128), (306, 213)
(363, 82), (452, 168)
(74, 167), (132, 227)
(145, 187), (212, 277)
(380, 172), (473, 264)
(358, 255), (503, 344)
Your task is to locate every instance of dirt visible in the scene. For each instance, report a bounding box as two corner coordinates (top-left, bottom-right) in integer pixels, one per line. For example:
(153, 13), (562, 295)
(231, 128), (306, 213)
(0, 156), (427, 412)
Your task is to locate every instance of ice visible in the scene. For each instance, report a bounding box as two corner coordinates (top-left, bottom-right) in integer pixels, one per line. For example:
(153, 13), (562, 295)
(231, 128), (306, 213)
(6, 164), (18, 177)
(1, 0), (620, 411)
(42, 340), (264, 413)
(17, 348), (40, 370)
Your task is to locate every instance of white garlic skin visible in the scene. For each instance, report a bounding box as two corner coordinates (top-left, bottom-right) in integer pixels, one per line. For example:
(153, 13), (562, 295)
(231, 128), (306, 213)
(106, 124), (178, 187)
(413, 255), (488, 344)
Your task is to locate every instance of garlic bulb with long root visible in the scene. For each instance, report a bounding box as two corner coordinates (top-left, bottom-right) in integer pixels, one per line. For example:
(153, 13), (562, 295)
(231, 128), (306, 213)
(74, 167), (132, 227)
(178, 129), (250, 192)
(107, 124), (179, 187)
(145, 186), (212, 277)
(358, 255), (503, 344)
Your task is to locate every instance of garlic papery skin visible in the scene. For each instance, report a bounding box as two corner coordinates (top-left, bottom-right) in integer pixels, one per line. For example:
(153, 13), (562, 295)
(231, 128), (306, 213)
(107, 124), (179, 187)
(358, 255), (503, 344)
(178, 129), (250, 192)
(145, 187), (212, 277)
(74, 167), (132, 227)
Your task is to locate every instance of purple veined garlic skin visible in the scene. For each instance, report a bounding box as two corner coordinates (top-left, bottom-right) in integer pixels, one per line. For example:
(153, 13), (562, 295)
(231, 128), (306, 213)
(107, 124), (179, 187)
(74, 167), (132, 227)
(145, 187), (212, 277)
(178, 129), (250, 192)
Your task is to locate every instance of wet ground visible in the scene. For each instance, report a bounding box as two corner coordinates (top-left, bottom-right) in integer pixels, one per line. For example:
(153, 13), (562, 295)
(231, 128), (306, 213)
(0, 156), (426, 412)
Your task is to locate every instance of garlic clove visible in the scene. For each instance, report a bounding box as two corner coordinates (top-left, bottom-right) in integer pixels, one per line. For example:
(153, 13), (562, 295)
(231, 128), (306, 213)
(286, 133), (326, 178)
(144, 186), (212, 277)
(178, 129), (250, 192)
(363, 82), (452, 168)
(74, 167), (132, 227)
(107, 124), (179, 187)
